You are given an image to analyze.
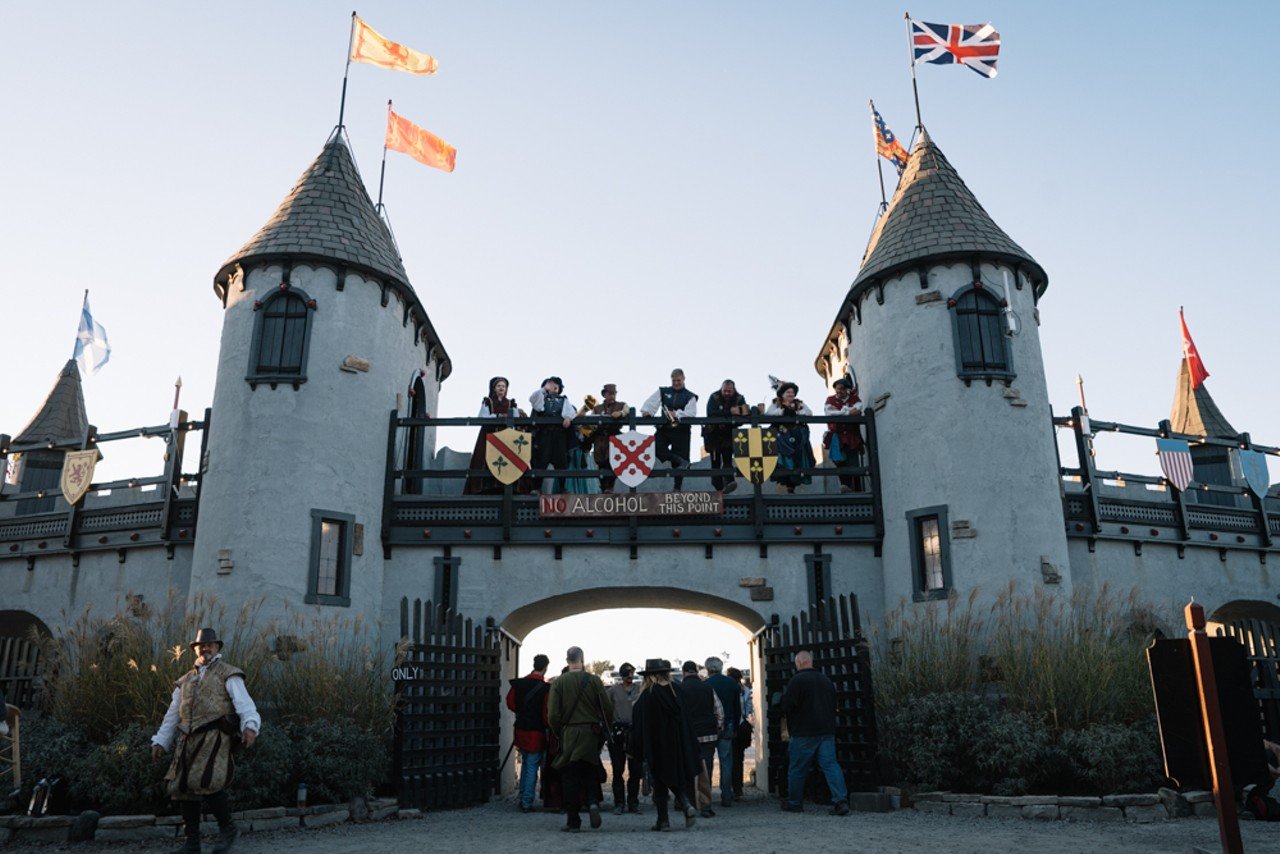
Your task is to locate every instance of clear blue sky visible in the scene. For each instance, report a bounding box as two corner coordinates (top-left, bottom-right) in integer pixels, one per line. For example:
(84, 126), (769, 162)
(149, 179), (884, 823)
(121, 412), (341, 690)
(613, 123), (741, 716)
(2, 4), (1276, 654)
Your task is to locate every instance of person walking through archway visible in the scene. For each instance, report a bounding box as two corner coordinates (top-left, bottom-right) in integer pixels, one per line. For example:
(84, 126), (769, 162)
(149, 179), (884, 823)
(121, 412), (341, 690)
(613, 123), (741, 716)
(548, 646), (611, 832)
(605, 662), (643, 814)
(506, 653), (550, 813)
(703, 656), (740, 808)
(629, 659), (700, 831)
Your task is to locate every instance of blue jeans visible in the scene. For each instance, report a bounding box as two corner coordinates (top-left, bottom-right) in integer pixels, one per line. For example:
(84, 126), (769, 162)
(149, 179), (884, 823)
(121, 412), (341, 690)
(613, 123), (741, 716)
(786, 735), (847, 807)
(518, 748), (542, 808)
(715, 726), (735, 804)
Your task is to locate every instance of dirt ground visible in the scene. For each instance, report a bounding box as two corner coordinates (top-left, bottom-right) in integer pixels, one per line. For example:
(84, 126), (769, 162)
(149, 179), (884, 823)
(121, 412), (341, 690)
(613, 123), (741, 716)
(20, 788), (1274, 854)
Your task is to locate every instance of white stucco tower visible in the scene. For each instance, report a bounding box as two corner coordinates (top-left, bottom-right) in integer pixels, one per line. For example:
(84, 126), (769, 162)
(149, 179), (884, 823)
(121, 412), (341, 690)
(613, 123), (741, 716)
(189, 136), (450, 623)
(816, 132), (1070, 605)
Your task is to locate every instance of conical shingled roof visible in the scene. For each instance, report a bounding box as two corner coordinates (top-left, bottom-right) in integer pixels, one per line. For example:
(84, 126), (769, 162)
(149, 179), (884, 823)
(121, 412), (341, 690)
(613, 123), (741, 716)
(214, 138), (410, 292)
(853, 131), (1047, 295)
(14, 360), (88, 446)
(1170, 360), (1237, 438)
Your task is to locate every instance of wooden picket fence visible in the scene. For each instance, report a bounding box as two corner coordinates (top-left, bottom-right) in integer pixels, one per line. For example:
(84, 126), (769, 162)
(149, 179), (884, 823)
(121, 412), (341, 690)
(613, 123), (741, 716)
(394, 599), (504, 810)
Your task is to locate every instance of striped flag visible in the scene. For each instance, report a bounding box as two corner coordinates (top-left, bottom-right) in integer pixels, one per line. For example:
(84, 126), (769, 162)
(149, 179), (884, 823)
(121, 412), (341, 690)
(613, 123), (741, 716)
(74, 293), (111, 375)
(911, 20), (1000, 78)
(386, 108), (456, 172)
(350, 16), (438, 75)
(871, 102), (909, 175)
(1156, 438), (1194, 492)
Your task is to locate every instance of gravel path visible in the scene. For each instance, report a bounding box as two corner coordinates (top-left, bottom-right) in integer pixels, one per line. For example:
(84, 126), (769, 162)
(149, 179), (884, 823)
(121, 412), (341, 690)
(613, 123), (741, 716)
(19, 789), (1272, 854)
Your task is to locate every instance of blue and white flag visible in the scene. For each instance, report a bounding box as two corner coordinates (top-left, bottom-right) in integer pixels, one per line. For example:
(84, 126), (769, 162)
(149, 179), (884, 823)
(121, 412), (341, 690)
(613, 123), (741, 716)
(74, 292), (111, 375)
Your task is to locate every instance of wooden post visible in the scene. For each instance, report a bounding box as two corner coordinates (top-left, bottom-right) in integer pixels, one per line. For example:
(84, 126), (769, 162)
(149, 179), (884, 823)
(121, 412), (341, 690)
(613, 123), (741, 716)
(1185, 599), (1244, 854)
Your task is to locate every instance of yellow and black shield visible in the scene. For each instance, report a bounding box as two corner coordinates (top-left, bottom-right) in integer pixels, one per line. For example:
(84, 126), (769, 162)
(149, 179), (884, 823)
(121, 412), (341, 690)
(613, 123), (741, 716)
(484, 428), (532, 485)
(733, 427), (777, 485)
(60, 448), (101, 505)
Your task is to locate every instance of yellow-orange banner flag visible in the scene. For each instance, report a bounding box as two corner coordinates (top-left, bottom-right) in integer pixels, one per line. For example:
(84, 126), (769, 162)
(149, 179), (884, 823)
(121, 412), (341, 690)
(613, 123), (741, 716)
(386, 109), (456, 173)
(351, 16), (438, 75)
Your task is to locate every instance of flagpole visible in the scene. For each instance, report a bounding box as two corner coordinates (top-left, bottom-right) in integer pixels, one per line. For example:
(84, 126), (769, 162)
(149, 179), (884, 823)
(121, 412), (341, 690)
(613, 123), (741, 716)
(376, 100), (391, 212)
(904, 12), (924, 130)
(337, 11), (357, 129)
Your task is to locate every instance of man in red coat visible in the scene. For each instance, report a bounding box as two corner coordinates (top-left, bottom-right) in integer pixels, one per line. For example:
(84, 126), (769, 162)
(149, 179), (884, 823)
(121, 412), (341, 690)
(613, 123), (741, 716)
(506, 654), (550, 812)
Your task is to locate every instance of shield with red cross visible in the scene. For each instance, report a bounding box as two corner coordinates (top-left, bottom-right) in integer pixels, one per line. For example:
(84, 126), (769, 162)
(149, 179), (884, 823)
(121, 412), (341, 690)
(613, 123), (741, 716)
(609, 430), (656, 489)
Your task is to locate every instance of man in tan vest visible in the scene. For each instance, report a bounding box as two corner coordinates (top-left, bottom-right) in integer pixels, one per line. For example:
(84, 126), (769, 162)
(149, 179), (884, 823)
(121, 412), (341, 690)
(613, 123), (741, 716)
(151, 628), (260, 854)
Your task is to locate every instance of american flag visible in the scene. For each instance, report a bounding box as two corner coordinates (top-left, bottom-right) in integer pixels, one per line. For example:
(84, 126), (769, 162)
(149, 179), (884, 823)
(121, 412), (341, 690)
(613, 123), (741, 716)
(911, 20), (1000, 79)
(1156, 438), (1194, 492)
(871, 102), (909, 175)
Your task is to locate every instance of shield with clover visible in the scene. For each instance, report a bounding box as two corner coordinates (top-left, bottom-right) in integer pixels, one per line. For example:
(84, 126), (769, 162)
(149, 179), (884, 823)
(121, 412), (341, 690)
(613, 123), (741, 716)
(484, 428), (532, 485)
(733, 427), (777, 485)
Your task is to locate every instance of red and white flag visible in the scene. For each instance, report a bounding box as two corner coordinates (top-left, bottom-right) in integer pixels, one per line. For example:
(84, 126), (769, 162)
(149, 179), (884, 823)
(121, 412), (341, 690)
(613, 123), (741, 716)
(1179, 308), (1209, 389)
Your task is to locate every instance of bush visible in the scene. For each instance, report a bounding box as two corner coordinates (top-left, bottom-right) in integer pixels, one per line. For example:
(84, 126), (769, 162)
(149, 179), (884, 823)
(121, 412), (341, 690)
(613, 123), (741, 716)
(1058, 718), (1165, 795)
(71, 723), (169, 815)
(286, 719), (388, 804)
(228, 726), (294, 810)
(14, 714), (90, 813)
(880, 692), (1055, 795)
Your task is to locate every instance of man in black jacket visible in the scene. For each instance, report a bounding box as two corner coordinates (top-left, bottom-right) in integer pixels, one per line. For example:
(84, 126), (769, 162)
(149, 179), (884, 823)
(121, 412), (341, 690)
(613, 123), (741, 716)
(678, 661), (723, 816)
(777, 650), (850, 815)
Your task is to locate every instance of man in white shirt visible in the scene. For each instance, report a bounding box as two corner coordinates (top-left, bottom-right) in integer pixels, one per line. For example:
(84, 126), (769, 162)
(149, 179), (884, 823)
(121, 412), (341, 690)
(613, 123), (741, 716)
(151, 628), (260, 854)
(640, 369), (699, 491)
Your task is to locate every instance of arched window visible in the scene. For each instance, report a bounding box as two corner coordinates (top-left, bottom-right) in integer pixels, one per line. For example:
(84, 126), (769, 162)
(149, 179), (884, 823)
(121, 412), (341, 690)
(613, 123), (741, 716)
(949, 285), (1014, 383)
(247, 287), (315, 389)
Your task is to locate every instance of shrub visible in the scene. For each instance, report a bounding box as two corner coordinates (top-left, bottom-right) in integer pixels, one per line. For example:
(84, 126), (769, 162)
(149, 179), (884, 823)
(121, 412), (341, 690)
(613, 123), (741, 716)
(880, 692), (1055, 795)
(228, 726), (294, 810)
(872, 589), (986, 711)
(287, 719), (388, 804)
(71, 723), (169, 815)
(14, 714), (91, 813)
(1058, 718), (1165, 795)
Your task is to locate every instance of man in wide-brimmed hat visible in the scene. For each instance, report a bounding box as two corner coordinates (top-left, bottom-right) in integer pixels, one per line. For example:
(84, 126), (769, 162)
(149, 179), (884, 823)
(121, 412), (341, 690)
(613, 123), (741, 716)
(151, 628), (261, 854)
(630, 659), (701, 831)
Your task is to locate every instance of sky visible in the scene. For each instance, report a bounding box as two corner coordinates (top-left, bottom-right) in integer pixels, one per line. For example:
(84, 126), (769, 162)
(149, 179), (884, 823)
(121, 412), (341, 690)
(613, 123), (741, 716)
(2, 3), (1277, 656)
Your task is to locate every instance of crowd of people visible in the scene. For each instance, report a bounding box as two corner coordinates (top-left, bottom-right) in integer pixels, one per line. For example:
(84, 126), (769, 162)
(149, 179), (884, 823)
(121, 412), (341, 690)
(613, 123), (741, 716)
(463, 370), (866, 495)
(505, 646), (850, 833)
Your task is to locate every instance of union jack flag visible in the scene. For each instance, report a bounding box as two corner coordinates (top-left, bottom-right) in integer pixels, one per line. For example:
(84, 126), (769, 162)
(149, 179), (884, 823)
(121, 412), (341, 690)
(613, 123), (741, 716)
(871, 101), (909, 175)
(911, 20), (1000, 79)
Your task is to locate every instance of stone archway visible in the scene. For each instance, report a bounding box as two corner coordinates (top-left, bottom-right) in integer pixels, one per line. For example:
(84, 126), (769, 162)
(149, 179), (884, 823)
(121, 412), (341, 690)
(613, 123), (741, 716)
(496, 587), (772, 797)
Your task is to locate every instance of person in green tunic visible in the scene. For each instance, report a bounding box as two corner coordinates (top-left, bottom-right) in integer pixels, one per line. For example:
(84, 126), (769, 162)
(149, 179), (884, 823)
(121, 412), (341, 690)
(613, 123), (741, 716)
(547, 646), (612, 832)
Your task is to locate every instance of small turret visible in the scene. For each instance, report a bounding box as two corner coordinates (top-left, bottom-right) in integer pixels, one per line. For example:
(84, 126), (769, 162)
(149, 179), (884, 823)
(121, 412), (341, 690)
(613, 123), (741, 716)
(9, 360), (90, 514)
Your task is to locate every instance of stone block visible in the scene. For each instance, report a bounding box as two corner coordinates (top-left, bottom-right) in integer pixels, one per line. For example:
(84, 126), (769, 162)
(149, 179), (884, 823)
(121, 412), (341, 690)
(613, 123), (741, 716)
(156, 814), (185, 826)
(349, 796), (370, 821)
(369, 797), (399, 810)
(370, 805), (398, 821)
(942, 793), (982, 802)
(397, 808), (423, 819)
(13, 826), (70, 843)
(951, 803), (985, 819)
(1103, 793), (1159, 807)
(1056, 796), (1101, 807)
(250, 816), (296, 832)
(1183, 791), (1215, 804)
(1011, 796), (1057, 806)
(912, 791), (947, 802)
(304, 809), (349, 828)
(97, 814), (156, 828)
(68, 811), (100, 843)
(95, 826), (175, 843)
(986, 804), (1023, 819)
(1158, 787), (1193, 818)
(1021, 805), (1059, 820)
(915, 290), (943, 304)
(749, 586), (774, 601)
(738, 577), (766, 587)
(980, 796), (1014, 805)
(239, 807), (287, 820)
(914, 800), (950, 815)
(1061, 806), (1123, 822)
(1193, 802), (1216, 818)
(1124, 804), (1167, 823)
(850, 792), (893, 813)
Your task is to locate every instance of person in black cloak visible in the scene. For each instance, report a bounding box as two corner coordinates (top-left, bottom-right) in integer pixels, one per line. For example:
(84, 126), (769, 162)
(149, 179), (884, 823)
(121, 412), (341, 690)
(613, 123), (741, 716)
(629, 659), (701, 831)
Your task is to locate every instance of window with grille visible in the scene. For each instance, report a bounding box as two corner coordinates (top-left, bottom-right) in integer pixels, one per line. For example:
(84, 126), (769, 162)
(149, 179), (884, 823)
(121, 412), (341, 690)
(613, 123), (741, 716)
(307, 509), (354, 606)
(950, 287), (1014, 382)
(247, 288), (315, 388)
(907, 505), (952, 601)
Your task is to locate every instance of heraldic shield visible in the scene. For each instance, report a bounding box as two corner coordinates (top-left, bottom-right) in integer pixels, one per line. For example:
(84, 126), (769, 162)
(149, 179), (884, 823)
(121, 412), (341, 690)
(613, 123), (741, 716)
(733, 427), (777, 485)
(609, 430), (656, 489)
(484, 428), (532, 485)
(60, 448), (101, 505)
(1236, 448), (1271, 498)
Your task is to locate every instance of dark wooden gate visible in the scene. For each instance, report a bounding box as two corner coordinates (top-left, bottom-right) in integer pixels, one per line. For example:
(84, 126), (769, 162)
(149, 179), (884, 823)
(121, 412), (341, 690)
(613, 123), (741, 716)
(1214, 618), (1280, 740)
(0, 636), (42, 710)
(762, 593), (879, 801)
(394, 598), (510, 809)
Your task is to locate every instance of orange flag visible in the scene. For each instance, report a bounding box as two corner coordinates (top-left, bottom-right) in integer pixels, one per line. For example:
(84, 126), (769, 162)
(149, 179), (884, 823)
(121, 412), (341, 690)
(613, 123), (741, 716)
(350, 16), (438, 75)
(386, 109), (456, 173)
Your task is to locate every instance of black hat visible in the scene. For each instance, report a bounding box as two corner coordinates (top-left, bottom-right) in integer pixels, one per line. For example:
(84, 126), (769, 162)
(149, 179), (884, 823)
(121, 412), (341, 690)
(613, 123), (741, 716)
(638, 658), (672, 676)
(777, 381), (799, 397)
(832, 377), (853, 390)
(189, 627), (223, 650)
(542, 376), (564, 393)
(681, 660), (699, 674)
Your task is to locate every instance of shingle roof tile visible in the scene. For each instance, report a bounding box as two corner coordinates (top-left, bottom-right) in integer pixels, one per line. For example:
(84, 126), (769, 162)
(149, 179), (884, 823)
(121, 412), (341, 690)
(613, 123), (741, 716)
(15, 360), (89, 445)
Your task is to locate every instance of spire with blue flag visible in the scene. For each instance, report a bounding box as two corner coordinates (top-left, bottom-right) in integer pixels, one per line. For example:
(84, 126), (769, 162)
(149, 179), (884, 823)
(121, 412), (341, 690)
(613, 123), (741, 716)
(74, 291), (111, 375)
